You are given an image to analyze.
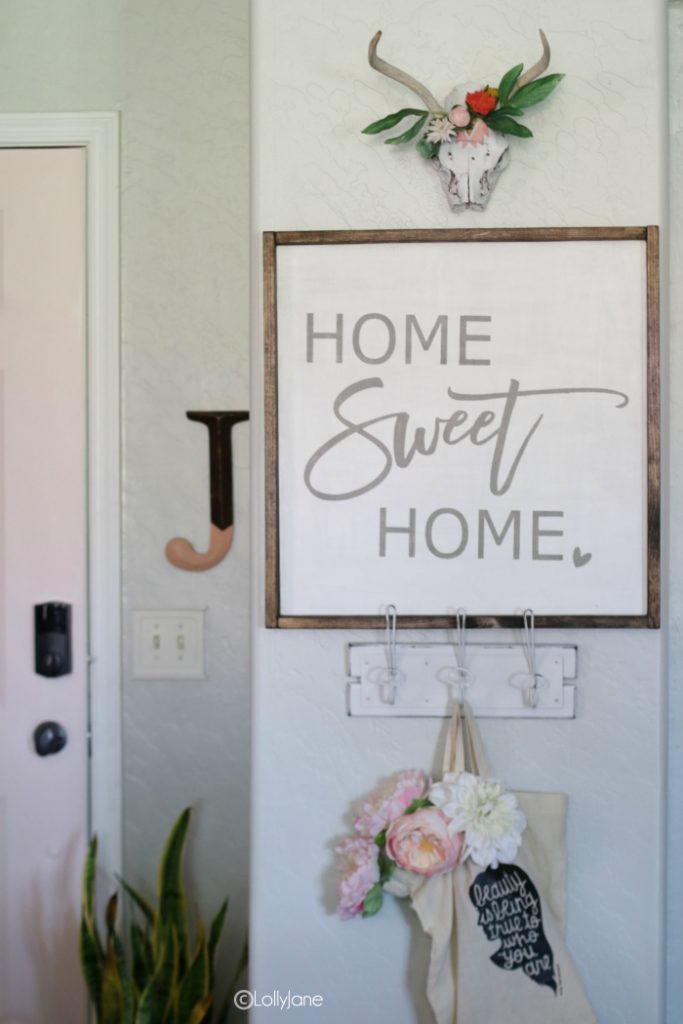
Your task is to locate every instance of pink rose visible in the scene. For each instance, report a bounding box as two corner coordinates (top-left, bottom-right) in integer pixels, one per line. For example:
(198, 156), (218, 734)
(448, 105), (470, 128)
(353, 770), (427, 837)
(336, 837), (380, 919)
(385, 808), (464, 877)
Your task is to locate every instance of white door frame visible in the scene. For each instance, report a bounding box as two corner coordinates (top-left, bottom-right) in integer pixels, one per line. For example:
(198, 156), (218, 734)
(0, 113), (122, 880)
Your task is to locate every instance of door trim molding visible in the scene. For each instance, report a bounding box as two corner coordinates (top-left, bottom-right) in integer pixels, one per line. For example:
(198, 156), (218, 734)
(0, 113), (122, 879)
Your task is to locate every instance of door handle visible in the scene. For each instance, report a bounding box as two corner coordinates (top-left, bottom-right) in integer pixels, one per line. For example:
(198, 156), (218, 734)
(33, 721), (68, 757)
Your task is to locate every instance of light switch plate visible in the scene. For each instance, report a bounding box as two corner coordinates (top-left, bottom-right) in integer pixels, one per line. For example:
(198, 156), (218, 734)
(131, 609), (205, 679)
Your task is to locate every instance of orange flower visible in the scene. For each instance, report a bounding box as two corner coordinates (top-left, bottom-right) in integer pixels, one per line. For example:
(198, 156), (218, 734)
(466, 89), (497, 117)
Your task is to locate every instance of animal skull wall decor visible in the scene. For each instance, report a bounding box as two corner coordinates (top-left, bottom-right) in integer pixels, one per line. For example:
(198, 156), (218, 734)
(362, 30), (563, 211)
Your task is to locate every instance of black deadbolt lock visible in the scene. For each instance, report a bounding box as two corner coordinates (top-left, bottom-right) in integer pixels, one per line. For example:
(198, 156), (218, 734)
(34, 721), (68, 757)
(34, 603), (72, 678)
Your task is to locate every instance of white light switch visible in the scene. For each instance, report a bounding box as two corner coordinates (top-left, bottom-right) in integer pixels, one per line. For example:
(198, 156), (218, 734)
(132, 610), (205, 679)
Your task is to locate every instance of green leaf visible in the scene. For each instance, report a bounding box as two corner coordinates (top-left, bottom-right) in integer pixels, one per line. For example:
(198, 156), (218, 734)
(207, 899), (228, 990)
(105, 892), (119, 948)
(176, 925), (210, 1024)
(361, 884), (383, 918)
(82, 836), (98, 924)
(493, 104), (524, 118)
(497, 63), (524, 105)
(101, 949), (125, 1024)
(131, 925), (155, 997)
(209, 935), (248, 1024)
(404, 797), (433, 815)
(374, 831), (387, 848)
(155, 809), (191, 976)
(485, 114), (533, 138)
(80, 917), (104, 1011)
(378, 848), (396, 884)
(117, 876), (156, 927)
(416, 138), (439, 159)
(510, 73), (564, 109)
(188, 998), (213, 1024)
(361, 107), (427, 135)
(225, 936), (248, 1022)
(385, 113), (428, 145)
(136, 928), (179, 1024)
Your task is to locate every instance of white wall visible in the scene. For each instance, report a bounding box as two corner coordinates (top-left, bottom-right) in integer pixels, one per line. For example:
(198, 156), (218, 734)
(251, 2), (667, 1022)
(0, 0), (250, 991)
(668, 3), (683, 1020)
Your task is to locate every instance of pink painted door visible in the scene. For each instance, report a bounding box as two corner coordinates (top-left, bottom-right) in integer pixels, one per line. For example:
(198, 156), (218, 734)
(0, 148), (88, 1024)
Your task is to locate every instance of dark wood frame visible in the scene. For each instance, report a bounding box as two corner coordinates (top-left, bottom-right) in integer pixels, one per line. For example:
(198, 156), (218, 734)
(264, 227), (660, 630)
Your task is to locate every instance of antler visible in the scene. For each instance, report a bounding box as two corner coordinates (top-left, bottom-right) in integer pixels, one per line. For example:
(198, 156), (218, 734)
(509, 29), (551, 96)
(368, 30), (441, 112)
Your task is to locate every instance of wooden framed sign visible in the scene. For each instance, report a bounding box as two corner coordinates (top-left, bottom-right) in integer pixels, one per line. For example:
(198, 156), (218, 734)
(264, 228), (659, 629)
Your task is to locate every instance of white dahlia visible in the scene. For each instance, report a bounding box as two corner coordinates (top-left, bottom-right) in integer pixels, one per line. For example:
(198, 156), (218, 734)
(429, 771), (526, 869)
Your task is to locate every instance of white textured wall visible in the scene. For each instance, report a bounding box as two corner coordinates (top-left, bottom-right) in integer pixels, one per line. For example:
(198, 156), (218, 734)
(251, 2), (667, 1022)
(668, 4), (683, 1021)
(0, 0), (250, 991)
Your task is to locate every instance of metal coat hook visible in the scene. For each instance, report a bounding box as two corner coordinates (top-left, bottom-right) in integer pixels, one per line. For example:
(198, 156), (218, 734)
(367, 604), (406, 704)
(509, 608), (547, 708)
(383, 604), (399, 705)
(438, 607), (474, 705)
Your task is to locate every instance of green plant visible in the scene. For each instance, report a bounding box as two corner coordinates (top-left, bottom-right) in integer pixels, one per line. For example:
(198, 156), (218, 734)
(80, 808), (247, 1024)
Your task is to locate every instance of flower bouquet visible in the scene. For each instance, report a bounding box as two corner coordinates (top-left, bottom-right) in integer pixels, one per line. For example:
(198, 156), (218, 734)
(337, 767), (526, 920)
(334, 703), (597, 1024)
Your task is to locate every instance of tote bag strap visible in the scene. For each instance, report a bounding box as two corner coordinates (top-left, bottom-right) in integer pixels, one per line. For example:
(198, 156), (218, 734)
(442, 700), (494, 777)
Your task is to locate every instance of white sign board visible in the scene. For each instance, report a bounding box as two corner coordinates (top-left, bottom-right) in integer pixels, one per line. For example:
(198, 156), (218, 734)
(265, 230), (659, 628)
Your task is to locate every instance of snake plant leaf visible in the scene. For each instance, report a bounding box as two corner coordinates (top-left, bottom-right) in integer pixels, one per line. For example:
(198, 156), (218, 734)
(497, 63), (524, 105)
(188, 997), (213, 1024)
(82, 836), (98, 924)
(101, 948), (125, 1024)
(362, 107), (427, 134)
(210, 936), (248, 1024)
(136, 927), (179, 1024)
(385, 113), (428, 145)
(79, 917), (104, 1011)
(131, 924), (155, 996)
(117, 876), (156, 927)
(207, 900), (228, 977)
(112, 929), (137, 1024)
(105, 893), (119, 950)
(510, 73), (564, 109)
(176, 923), (210, 1024)
(154, 808), (191, 975)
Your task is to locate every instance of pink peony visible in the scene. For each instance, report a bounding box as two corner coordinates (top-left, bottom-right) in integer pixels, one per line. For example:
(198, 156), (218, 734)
(448, 105), (471, 128)
(385, 807), (464, 877)
(353, 770), (427, 838)
(336, 837), (380, 919)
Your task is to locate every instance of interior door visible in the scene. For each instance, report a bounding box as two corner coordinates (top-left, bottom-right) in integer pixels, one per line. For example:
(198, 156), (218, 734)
(0, 148), (88, 1024)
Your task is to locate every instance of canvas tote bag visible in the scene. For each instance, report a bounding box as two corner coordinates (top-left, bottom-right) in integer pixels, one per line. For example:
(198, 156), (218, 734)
(389, 702), (597, 1024)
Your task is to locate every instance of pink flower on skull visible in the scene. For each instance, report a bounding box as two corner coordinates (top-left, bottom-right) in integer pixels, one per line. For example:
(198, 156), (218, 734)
(448, 105), (471, 128)
(385, 807), (464, 877)
(336, 837), (380, 919)
(353, 770), (428, 837)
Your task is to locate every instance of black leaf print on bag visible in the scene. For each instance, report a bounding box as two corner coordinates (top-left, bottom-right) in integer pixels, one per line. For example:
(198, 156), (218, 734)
(469, 864), (557, 994)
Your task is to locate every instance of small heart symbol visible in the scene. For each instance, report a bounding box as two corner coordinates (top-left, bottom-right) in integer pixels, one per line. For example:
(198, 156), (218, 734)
(573, 547), (592, 568)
